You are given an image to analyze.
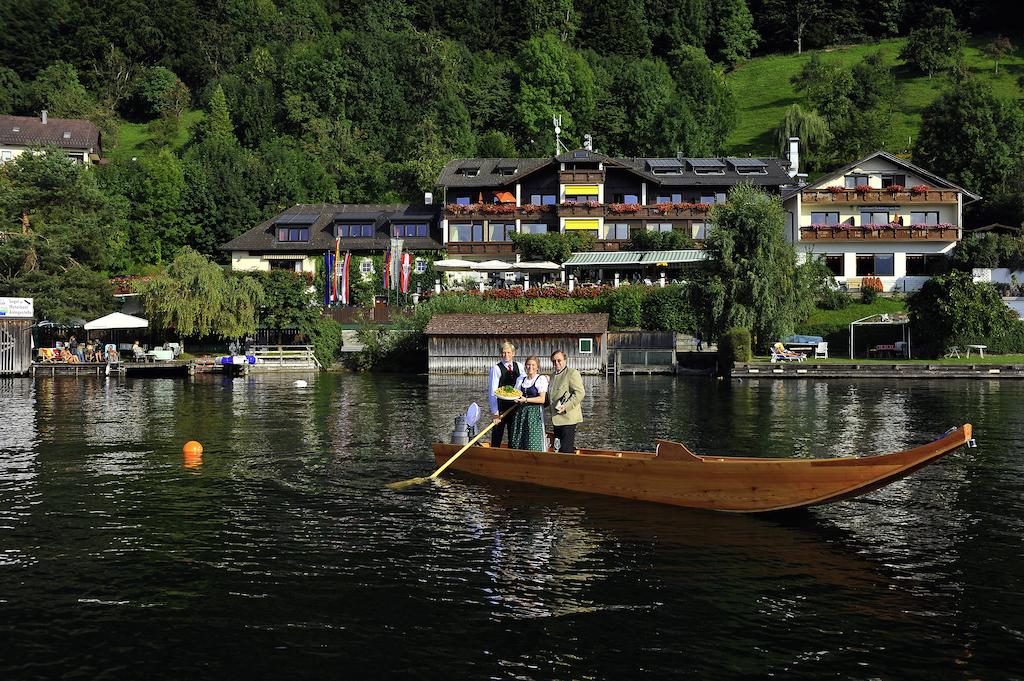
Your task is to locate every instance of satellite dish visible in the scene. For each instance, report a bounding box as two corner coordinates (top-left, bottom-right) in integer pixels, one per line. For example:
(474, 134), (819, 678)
(465, 402), (480, 427)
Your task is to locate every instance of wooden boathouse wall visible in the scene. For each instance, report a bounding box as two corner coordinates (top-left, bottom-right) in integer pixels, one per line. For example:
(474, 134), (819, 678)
(428, 334), (606, 374)
(424, 313), (610, 375)
(0, 318), (32, 375)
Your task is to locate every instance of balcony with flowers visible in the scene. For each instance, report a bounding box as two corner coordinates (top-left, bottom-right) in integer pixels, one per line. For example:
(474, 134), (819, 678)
(606, 201), (713, 219)
(444, 202), (555, 220)
(802, 184), (959, 204)
(800, 220), (960, 241)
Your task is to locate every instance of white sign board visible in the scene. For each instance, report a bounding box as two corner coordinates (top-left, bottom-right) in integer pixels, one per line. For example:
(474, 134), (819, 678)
(0, 297), (33, 318)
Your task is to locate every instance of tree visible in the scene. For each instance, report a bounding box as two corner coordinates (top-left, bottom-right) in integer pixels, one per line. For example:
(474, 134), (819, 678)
(509, 232), (596, 263)
(702, 183), (800, 351)
(909, 270), (1024, 356)
(197, 84), (236, 145)
(577, 0), (651, 58)
(899, 8), (967, 78)
(982, 35), (1014, 75)
(757, 0), (826, 54)
(711, 0), (759, 65)
(914, 79), (1024, 198)
(135, 247), (264, 338)
(0, 67), (24, 114)
(514, 33), (596, 151)
(24, 61), (96, 118)
(0, 148), (124, 322)
(773, 104), (831, 171)
(134, 66), (190, 120)
(665, 45), (737, 155)
(628, 229), (694, 251)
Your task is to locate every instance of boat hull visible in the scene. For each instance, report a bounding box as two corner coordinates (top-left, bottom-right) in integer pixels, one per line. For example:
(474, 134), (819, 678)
(431, 425), (973, 513)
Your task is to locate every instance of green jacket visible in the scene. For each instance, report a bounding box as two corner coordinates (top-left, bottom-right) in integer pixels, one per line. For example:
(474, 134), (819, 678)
(548, 367), (585, 426)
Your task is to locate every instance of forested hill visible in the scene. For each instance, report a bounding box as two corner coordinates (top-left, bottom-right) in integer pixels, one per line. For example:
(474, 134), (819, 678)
(1, 0), (1023, 277)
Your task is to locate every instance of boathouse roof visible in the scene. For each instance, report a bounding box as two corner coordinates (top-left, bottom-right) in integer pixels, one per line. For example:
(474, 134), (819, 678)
(424, 313), (609, 336)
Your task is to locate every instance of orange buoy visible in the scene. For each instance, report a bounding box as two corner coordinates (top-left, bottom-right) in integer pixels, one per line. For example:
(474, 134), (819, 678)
(183, 441), (203, 456)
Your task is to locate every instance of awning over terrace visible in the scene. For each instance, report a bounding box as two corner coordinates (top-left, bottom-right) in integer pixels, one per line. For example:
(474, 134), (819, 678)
(563, 250), (708, 268)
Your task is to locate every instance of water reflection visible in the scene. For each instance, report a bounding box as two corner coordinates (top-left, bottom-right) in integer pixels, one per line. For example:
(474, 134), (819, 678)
(0, 373), (1022, 680)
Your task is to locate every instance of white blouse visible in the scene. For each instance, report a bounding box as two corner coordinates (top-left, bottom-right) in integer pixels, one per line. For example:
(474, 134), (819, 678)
(514, 374), (549, 394)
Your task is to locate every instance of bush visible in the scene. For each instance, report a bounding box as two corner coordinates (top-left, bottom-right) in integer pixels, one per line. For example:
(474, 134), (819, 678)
(860, 285), (878, 304)
(348, 327), (422, 371)
(819, 288), (850, 310)
(640, 285), (695, 332)
(719, 327), (752, 363)
(306, 316), (345, 367)
(608, 285), (646, 328)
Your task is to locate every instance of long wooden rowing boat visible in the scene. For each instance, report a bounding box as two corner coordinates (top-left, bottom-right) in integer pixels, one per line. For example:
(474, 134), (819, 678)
(431, 424), (973, 513)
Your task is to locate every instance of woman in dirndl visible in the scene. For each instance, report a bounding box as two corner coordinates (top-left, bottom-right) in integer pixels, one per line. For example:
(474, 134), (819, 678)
(509, 356), (549, 451)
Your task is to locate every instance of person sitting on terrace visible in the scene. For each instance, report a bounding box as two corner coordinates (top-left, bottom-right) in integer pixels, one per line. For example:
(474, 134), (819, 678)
(131, 340), (146, 361)
(771, 342), (806, 363)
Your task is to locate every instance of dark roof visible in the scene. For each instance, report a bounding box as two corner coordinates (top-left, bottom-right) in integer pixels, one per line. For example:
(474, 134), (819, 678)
(614, 156), (794, 187)
(221, 203), (441, 253)
(0, 114), (101, 152)
(438, 153), (794, 189)
(424, 313), (609, 336)
(803, 150), (981, 202)
(436, 157), (552, 188)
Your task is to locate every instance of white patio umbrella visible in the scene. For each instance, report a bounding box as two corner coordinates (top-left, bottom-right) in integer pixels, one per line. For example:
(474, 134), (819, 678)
(84, 312), (149, 330)
(432, 259), (477, 272)
(470, 260), (515, 271)
(513, 261), (561, 272)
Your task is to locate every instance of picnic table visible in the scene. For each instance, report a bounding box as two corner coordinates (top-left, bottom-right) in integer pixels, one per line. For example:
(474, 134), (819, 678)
(966, 344), (987, 358)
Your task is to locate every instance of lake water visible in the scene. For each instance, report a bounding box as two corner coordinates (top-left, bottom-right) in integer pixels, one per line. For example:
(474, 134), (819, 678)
(1, 373), (1022, 680)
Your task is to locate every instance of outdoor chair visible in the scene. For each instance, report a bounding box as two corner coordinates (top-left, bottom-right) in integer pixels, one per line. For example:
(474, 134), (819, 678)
(771, 343), (805, 363)
(945, 347), (961, 359)
(814, 341), (829, 359)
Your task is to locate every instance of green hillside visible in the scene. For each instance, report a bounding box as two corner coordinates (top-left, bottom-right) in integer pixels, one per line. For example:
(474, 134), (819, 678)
(725, 37), (1024, 157)
(109, 109), (205, 161)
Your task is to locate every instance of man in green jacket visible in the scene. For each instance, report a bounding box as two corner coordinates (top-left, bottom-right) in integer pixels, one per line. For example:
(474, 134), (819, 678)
(547, 350), (585, 453)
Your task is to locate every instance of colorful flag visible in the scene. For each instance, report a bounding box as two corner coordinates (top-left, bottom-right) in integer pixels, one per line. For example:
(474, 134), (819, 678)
(390, 238), (403, 290)
(400, 253), (412, 293)
(340, 252), (351, 305)
(333, 237), (341, 302)
(323, 251), (333, 306)
(383, 248), (391, 291)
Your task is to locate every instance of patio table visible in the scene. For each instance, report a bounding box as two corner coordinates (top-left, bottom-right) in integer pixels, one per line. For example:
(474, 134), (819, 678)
(966, 344), (987, 358)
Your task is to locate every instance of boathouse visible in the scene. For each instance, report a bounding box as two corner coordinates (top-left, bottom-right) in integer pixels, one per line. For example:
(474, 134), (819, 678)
(424, 313), (609, 374)
(0, 297), (33, 375)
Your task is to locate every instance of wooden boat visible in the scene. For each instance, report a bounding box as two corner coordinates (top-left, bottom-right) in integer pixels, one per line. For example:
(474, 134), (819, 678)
(432, 424), (973, 513)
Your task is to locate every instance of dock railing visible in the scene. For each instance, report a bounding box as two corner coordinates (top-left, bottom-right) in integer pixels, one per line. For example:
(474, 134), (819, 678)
(251, 345), (320, 369)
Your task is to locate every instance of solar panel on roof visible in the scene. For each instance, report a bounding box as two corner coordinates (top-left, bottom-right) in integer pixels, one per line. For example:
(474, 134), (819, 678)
(687, 159), (726, 168)
(729, 158), (767, 167)
(573, 151), (588, 158)
(277, 213), (318, 225)
(646, 159), (684, 169)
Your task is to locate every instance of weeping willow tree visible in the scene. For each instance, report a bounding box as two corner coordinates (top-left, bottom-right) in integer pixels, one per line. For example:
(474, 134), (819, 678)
(135, 247), (264, 338)
(774, 104), (830, 171)
(703, 183), (799, 352)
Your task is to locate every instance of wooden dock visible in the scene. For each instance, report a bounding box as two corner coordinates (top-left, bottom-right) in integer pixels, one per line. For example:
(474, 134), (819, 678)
(29, 360), (213, 377)
(732, 362), (1024, 379)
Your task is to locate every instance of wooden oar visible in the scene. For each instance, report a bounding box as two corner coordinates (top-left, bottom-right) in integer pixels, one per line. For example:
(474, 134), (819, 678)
(388, 405), (517, 489)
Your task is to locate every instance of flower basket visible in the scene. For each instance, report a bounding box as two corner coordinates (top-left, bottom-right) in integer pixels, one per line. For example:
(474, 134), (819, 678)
(854, 184), (872, 195)
(886, 184), (904, 194)
(910, 185), (930, 195)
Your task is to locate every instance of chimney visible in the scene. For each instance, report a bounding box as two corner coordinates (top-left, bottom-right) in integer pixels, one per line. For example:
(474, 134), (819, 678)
(424, 191), (433, 205)
(41, 110), (48, 125)
(787, 137), (799, 178)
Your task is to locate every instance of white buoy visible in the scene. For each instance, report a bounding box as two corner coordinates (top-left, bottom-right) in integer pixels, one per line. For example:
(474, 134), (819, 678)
(293, 380), (308, 388)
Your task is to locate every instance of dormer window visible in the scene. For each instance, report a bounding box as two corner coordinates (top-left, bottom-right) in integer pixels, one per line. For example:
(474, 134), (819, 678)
(62, 131), (71, 139)
(573, 151), (588, 158)
(277, 227), (309, 242)
(275, 213), (316, 242)
(495, 166), (517, 176)
(456, 166), (480, 177)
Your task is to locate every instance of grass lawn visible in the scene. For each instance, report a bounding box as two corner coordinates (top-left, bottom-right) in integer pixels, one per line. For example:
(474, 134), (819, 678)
(802, 297), (908, 334)
(725, 36), (1024, 157)
(108, 109), (204, 162)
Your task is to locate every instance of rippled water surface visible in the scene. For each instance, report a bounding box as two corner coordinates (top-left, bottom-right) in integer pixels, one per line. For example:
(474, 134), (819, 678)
(1, 373), (1022, 680)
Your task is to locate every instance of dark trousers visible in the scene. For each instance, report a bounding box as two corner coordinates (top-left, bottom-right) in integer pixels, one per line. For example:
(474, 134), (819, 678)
(491, 402), (517, 447)
(553, 424), (577, 453)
